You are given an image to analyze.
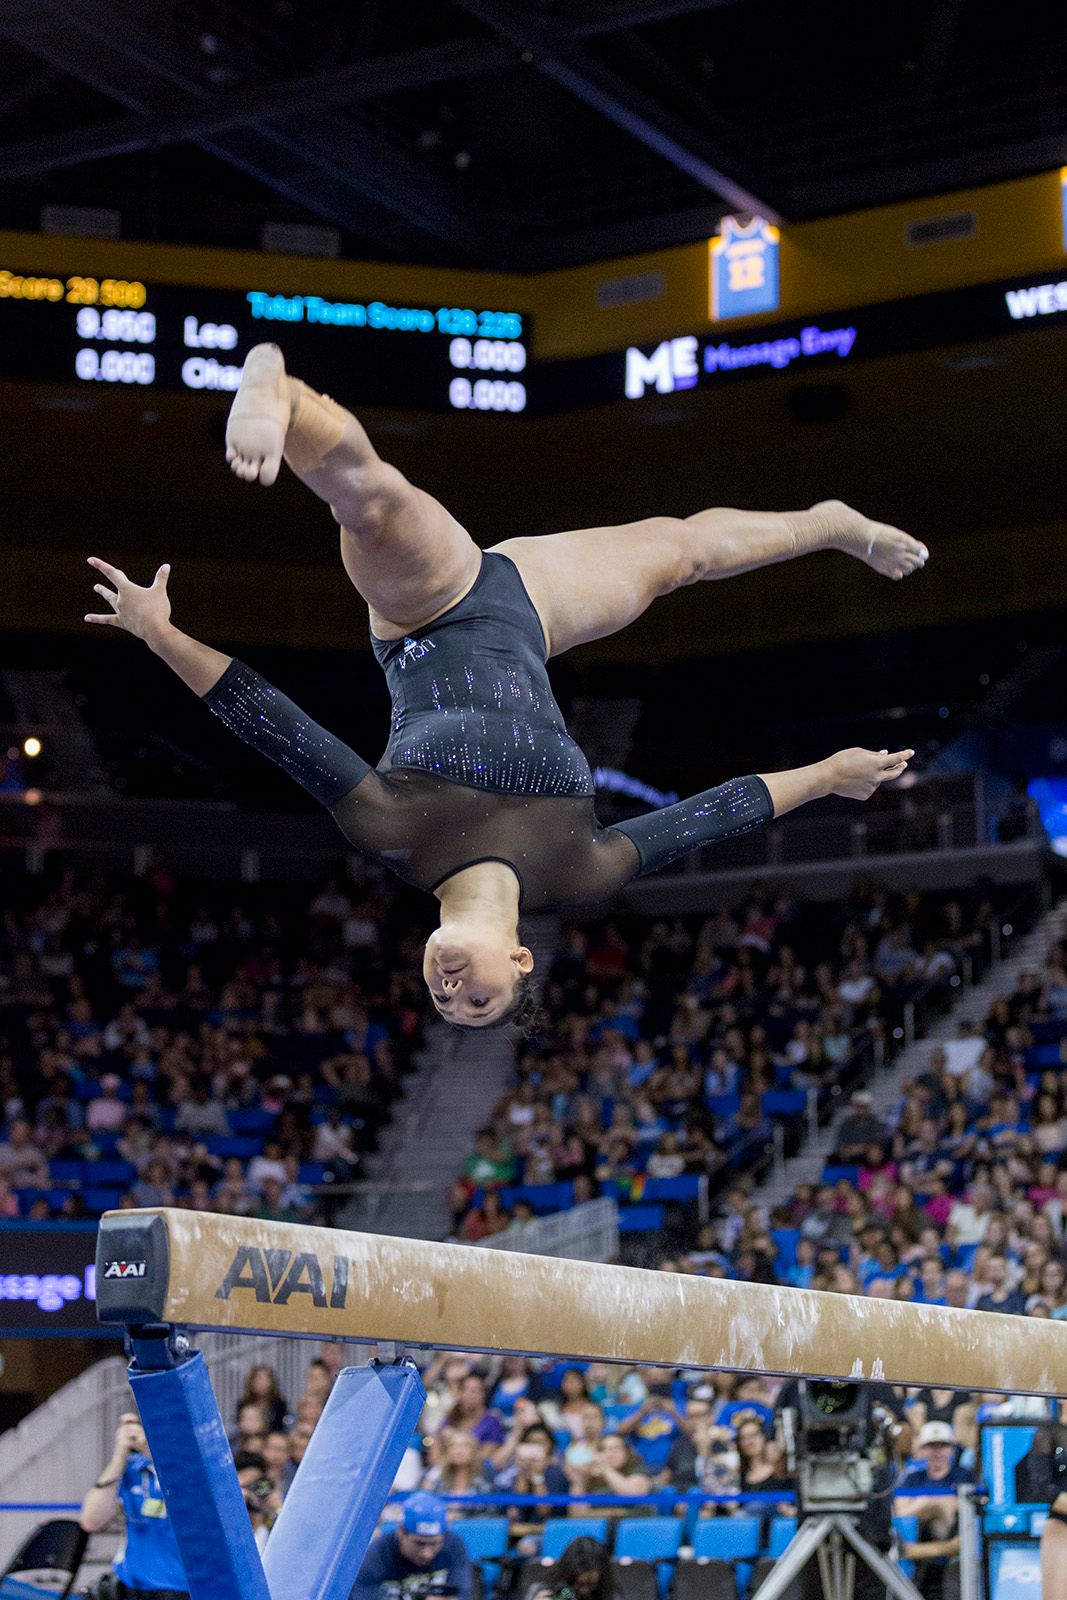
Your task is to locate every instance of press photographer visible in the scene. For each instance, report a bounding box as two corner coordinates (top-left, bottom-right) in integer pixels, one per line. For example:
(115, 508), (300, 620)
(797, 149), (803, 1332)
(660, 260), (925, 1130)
(348, 1493), (472, 1600)
(78, 1410), (189, 1600)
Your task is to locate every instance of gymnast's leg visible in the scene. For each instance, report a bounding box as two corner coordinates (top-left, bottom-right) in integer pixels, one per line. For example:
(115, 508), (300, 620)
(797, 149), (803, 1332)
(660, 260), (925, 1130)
(1042, 1503), (1067, 1596)
(225, 343), (480, 638)
(493, 501), (929, 657)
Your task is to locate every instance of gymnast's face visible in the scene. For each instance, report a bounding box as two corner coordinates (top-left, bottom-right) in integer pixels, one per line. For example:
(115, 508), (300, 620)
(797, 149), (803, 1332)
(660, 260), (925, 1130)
(423, 927), (533, 1028)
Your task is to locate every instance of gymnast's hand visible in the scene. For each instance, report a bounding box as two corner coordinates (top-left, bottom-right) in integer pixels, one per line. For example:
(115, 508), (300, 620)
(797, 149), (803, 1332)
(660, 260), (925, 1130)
(85, 557), (171, 644)
(825, 746), (914, 800)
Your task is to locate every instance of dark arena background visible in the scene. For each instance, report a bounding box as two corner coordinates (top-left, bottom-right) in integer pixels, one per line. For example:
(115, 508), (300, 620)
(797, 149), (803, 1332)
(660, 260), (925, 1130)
(3, 5), (1067, 1599)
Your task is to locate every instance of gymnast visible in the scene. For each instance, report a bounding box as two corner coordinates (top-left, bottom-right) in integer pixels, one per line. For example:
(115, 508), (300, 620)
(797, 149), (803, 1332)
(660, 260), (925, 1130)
(86, 343), (926, 1031)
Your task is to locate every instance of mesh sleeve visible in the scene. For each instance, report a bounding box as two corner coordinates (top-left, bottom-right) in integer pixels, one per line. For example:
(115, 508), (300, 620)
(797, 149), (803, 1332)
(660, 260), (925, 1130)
(610, 774), (773, 879)
(202, 660), (374, 806)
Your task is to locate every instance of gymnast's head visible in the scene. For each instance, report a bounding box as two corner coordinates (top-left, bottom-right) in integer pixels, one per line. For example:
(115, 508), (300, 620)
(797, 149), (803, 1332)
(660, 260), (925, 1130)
(424, 863), (537, 1029)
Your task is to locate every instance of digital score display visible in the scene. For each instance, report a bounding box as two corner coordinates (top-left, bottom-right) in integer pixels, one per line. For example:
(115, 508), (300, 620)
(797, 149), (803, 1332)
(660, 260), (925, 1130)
(615, 270), (1067, 402)
(0, 1224), (107, 1336)
(0, 266), (529, 415)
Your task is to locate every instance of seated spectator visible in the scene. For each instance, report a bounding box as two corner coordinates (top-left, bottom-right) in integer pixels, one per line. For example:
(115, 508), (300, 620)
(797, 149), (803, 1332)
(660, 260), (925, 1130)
(526, 1536), (613, 1600)
(349, 1493), (471, 1600)
(495, 1429), (568, 1540)
(443, 1371), (506, 1450)
(228, 1399), (269, 1455)
(657, 1386), (720, 1491)
(313, 1106), (360, 1175)
(491, 1357), (538, 1418)
(973, 1255), (1025, 1316)
(280, 1422), (315, 1496)
(615, 1367), (683, 1469)
(174, 1080), (230, 1138)
(735, 1416), (794, 1516)
(238, 1365), (288, 1433)
(421, 1429), (494, 1499)
(566, 1433), (651, 1511)
(261, 1431), (292, 1499)
(87, 1075), (128, 1139)
(542, 1368), (592, 1440)
(896, 1422), (976, 1598)
(0, 1119), (48, 1188)
(834, 1090), (888, 1164)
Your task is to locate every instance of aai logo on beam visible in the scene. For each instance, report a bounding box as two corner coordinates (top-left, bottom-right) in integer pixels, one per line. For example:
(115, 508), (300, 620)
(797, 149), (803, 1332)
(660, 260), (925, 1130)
(710, 215), (780, 321)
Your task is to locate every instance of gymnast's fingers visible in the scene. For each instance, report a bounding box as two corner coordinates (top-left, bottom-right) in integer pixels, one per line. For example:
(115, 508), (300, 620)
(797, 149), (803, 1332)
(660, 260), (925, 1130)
(93, 584), (119, 606)
(153, 563), (171, 589)
(88, 556), (128, 586)
(85, 612), (120, 626)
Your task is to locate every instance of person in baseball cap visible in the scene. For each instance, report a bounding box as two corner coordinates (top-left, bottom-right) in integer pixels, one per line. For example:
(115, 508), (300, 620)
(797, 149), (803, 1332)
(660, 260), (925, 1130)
(402, 1493), (448, 1538)
(896, 1419), (975, 1595)
(348, 1491), (472, 1600)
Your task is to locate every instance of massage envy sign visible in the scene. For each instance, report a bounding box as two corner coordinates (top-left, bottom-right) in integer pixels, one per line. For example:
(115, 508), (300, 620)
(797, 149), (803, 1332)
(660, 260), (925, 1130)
(625, 324), (857, 397)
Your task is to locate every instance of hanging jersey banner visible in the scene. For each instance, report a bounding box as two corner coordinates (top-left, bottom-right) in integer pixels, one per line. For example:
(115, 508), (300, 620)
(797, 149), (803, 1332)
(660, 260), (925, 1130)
(710, 216), (781, 321)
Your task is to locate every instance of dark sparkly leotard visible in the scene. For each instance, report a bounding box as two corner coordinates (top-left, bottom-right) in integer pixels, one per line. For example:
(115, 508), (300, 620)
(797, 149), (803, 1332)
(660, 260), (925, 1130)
(203, 552), (772, 910)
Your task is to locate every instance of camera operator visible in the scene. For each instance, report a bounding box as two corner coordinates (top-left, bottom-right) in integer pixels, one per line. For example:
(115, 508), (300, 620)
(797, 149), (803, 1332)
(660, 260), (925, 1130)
(348, 1493), (471, 1600)
(79, 1411), (188, 1600)
(775, 1379), (912, 1600)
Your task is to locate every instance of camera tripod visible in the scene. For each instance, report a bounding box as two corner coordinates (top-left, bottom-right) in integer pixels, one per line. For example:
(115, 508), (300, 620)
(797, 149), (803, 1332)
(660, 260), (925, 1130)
(751, 1512), (924, 1600)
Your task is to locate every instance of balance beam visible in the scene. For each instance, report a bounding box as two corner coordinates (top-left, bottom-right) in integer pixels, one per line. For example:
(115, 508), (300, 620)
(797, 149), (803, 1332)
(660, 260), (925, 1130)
(96, 1208), (1067, 1395)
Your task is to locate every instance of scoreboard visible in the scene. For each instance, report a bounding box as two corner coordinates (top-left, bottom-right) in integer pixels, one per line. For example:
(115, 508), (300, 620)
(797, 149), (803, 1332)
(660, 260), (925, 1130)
(0, 265), (529, 416)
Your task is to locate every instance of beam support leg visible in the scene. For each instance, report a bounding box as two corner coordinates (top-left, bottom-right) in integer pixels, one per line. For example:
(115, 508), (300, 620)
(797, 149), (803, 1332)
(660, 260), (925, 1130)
(262, 1360), (427, 1600)
(128, 1330), (271, 1600)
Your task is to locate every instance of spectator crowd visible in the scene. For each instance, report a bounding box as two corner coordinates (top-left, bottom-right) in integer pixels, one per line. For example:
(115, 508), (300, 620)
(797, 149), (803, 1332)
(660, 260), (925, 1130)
(0, 857), (426, 1224)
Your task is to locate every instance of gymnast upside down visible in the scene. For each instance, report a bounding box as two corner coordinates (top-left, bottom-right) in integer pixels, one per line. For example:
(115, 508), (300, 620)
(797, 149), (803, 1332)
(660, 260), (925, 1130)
(86, 343), (926, 1030)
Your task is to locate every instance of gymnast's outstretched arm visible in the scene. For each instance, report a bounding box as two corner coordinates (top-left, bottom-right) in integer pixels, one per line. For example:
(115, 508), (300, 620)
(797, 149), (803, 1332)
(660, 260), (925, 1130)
(85, 557), (376, 807)
(610, 747), (913, 880)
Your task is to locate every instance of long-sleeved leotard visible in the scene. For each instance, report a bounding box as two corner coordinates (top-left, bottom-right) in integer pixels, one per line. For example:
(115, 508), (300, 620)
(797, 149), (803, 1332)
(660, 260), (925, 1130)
(202, 553), (773, 910)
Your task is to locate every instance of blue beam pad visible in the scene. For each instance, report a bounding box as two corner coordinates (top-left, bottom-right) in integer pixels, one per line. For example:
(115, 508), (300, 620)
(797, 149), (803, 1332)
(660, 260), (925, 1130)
(130, 1350), (271, 1600)
(264, 1362), (427, 1600)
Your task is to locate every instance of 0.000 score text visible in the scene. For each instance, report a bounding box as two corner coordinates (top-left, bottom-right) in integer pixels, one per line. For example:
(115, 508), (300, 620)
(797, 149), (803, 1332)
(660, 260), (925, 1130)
(448, 377), (526, 412)
(75, 348), (156, 384)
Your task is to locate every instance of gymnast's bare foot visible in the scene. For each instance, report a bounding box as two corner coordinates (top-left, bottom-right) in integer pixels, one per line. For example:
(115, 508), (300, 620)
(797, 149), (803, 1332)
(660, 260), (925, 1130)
(808, 499), (929, 581)
(225, 343), (294, 486)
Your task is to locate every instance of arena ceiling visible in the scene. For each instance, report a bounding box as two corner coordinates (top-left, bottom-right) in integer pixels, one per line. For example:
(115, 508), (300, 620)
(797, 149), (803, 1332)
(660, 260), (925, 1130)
(1, 0), (1066, 269)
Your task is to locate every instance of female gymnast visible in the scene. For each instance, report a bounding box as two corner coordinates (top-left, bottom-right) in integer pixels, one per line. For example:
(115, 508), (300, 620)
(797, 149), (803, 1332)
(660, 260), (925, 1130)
(86, 344), (926, 1031)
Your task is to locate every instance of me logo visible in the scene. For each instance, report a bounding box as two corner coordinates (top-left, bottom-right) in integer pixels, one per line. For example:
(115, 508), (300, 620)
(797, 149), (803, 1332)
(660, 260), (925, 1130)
(710, 215), (781, 321)
(103, 1260), (146, 1279)
(216, 1246), (350, 1310)
(624, 337), (699, 399)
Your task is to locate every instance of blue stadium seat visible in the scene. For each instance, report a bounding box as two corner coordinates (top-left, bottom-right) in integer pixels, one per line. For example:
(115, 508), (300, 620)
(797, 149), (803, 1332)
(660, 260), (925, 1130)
(767, 1518), (796, 1557)
(230, 1109), (277, 1133)
(452, 1516), (510, 1592)
(771, 1228), (800, 1270)
(706, 1094), (741, 1119)
(692, 1517), (760, 1593)
(298, 1162), (329, 1184)
(452, 1519), (510, 1561)
(49, 1161), (88, 1185)
(893, 1514), (919, 1579)
(642, 1176), (701, 1204)
(821, 1165), (860, 1186)
(89, 1161), (136, 1187)
(615, 1517), (682, 1594)
(82, 1188), (125, 1214)
(204, 1136), (263, 1160)
(762, 1090), (806, 1118)
(618, 1205), (666, 1233)
(541, 1519), (609, 1560)
(692, 1519), (761, 1561)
